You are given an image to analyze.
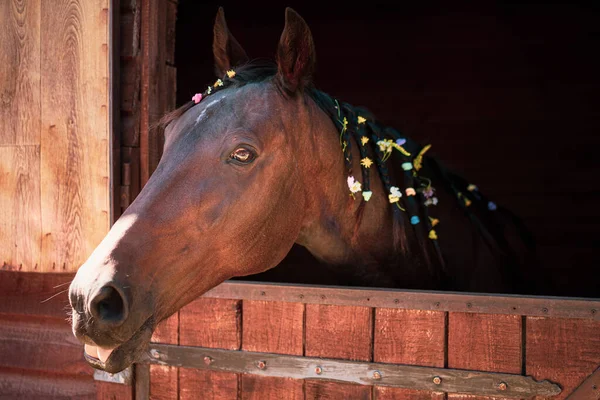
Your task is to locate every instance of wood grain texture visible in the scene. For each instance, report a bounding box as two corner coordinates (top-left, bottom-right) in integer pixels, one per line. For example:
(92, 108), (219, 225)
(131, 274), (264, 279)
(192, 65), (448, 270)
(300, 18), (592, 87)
(151, 312), (178, 400)
(242, 300), (304, 355)
(0, 145), (41, 271)
(305, 304), (372, 361)
(179, 298), (241, 349)
(0, 0), (41, 145)
(179, 368), (238, 400)
(374, 309), (445, 400)
(40, 0), (110, 272)
(149, 365), (177, 400)
(0, 368), (95, 399)
(526, 317), (600, 400)
(95, 381), (133, 400)
(305, 380), (371, 400)
(241, 376), (303, 400)
(448, 313), (522, 400)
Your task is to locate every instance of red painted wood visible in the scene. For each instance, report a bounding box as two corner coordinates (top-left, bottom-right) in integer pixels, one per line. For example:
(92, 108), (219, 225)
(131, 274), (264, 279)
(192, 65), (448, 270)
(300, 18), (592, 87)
(95, 381), (133, 400)
(304, 380), (371, 400)
(179, 368), (238, 400)
(241, 376), (303, 400)
(526, 317), (600, 400)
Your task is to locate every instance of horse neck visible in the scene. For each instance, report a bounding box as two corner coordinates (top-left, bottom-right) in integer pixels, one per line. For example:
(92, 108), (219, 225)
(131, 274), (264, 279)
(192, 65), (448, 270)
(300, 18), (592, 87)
(294, 96), (398, 268)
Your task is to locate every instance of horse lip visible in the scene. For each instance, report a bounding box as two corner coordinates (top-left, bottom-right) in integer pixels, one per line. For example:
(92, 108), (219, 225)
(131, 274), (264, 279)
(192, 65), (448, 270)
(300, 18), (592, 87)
(82, 317), (155, 373)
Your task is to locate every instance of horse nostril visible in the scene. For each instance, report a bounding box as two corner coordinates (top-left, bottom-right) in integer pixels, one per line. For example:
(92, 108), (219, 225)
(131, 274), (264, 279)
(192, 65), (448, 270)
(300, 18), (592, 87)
(90, 285), (129, 326)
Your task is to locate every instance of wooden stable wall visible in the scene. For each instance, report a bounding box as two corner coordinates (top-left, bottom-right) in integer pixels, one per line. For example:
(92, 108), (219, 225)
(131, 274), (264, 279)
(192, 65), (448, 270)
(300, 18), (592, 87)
(142, 283), (600, 400)
(0, 0), (112, 273)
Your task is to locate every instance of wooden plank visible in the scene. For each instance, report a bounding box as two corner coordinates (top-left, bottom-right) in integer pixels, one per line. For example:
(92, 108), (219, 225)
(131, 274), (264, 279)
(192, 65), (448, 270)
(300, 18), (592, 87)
(179, 298), (241, 349)
(305, 304), (372, 398)
(305, 304), (372, 361)
(165, 1), (177, 65)
(203, 281), (600, 320)
(448, 313), (522, 400)
(140, 0), (167, 184)
(179, 368), (238, 400)
(0, 0), (41, 145)
(96, 381), (133, 400)
(0, 313), (91, 376)
(374, 309), (445, 400)
(0, 146), (41, 271)
(305, 380), (371, 400)
(134, 364), (150, 400)
(0, 368), (95, 399)
(565, 366), (600, 400)
(241, 301), (304, 398)
(148, 344), (561, 398)
(40, 0), (111, 272)
(242, 300), (304, 355)
(150, 312), (178, 400)
(241, 376), (303, 400)
(149, 365), (177, 400)
(526, 317), (600, 400)
(179, 298), (240, 399)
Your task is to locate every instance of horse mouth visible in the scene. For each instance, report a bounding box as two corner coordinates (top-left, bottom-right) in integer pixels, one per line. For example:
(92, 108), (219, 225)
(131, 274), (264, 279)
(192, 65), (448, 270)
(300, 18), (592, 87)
(82, 317), (155, 373)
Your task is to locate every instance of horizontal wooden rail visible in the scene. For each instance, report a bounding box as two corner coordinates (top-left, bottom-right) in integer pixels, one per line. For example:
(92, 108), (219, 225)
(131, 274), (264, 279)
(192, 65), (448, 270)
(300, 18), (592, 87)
(143, 344), (561, 399)
(204, 280), (600, 320)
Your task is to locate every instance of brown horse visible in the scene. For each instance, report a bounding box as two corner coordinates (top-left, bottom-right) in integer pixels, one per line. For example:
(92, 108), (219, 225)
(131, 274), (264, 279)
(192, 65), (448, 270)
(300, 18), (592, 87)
(68, 8), (546, 373)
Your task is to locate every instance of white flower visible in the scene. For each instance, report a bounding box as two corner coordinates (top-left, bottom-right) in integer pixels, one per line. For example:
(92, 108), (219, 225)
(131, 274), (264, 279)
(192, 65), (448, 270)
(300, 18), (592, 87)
(347, 176), (362, 194)
(362, 191), (373, 201)
(377, 139), (393, 153)
(388, 186), (402, 203)
(425, 197), (439, 206)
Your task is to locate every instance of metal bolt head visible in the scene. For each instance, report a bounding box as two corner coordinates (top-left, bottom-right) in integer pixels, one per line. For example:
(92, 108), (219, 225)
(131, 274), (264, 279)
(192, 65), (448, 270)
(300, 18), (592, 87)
(372, 371), (382, 380)
(203, 356), (212, 365)
(257, 360), (266, 370)
(150, 349), (160, 359)
(433, 376), (442, 385)
(315, 366), (322, 375)
(497, 382), (507, 391)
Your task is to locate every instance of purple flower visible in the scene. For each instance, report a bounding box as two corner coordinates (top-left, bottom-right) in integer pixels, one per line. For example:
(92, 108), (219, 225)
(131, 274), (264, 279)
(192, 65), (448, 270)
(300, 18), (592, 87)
(396, 138), (407, 146)
(423, 187), (434, 198)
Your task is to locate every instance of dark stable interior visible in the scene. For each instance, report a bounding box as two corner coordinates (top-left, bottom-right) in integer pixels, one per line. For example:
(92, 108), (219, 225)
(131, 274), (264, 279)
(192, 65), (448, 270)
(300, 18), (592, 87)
(175, 1), (600, 298)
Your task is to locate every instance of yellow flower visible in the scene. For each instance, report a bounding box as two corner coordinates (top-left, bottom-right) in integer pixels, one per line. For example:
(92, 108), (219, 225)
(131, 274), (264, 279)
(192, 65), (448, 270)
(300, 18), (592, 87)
(226, 70), (236, 78)
(465, 199), (472, 207)
(413, 144), (431, 171)
(207, 86), (212, 94)
(467, 184), (478, 192)
(429, 230), (438, 240)
(342, 117), (348, 130)
(357, 116), (367, 124)
(360, 157), (373, 168)
(214, 79), (224, 87)
(361, 136), (369, 146)
(429, 217), (440, 227)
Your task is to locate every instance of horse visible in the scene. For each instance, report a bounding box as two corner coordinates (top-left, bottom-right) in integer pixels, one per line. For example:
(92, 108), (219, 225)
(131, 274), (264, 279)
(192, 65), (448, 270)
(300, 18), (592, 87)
(68, 7), (548, 373)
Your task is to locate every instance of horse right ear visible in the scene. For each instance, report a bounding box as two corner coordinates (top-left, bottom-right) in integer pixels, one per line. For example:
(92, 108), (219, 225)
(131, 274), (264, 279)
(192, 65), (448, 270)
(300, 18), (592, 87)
(213, 7), (249, 76)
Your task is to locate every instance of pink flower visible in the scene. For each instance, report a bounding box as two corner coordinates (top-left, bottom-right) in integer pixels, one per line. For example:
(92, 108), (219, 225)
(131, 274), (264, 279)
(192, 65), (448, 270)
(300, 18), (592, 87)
(192, 93), (203, 104)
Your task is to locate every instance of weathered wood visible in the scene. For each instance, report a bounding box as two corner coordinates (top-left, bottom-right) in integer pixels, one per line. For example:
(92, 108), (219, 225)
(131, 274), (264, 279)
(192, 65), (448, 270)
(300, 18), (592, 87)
(134, 363), (150, 400)
(179, 368), (237, 400)
(203, 281), (600, 320)
(179, 298), (241, 349)
(305, 380), (371, 400)
(0, 146), (41, 271)
(0, 271), (73, 318)
(305, 304), (372, 361)
(165, 1), (177, 65)
(242, 300), (304, 355)
(241, 376), (303, 400)
(96, 381), (133, 400)
(150, 312), (178, 400)
(40, 0), (111, 272)
(147, 344), (562, 399)
(526, 317), (600, 400)
(374, 309), (445, 400)
(565, 366), (600, 400)
(448, 313), (522, 400)
(178, 298), (241, 398)
(0, 0), (41, 145)
(0, 313), (91, 376)
(140, 0), (167, 184)
(150, 365), (177, 400)
(0, 368), (95, 399)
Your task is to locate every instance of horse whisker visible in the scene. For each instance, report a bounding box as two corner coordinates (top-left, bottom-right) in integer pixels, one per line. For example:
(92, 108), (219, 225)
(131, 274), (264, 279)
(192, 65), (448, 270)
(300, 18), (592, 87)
(53, 281), (73, 289)
(41, 289), (69, 304)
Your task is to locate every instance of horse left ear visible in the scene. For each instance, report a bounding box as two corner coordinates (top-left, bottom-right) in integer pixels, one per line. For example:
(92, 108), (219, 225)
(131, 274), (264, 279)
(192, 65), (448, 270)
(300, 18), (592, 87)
(213, 7), (249, 76)
(276, 8), (316, 93)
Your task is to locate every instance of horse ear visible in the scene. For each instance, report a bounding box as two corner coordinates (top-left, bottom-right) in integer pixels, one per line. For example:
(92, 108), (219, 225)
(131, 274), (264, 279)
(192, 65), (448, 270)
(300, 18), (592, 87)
(276, 8), (316, 93)
(213, 7), (249, 76)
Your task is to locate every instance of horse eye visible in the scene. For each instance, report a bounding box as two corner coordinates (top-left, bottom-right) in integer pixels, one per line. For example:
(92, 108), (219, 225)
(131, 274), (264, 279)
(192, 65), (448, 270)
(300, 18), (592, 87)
(230, 147), (255, 164)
